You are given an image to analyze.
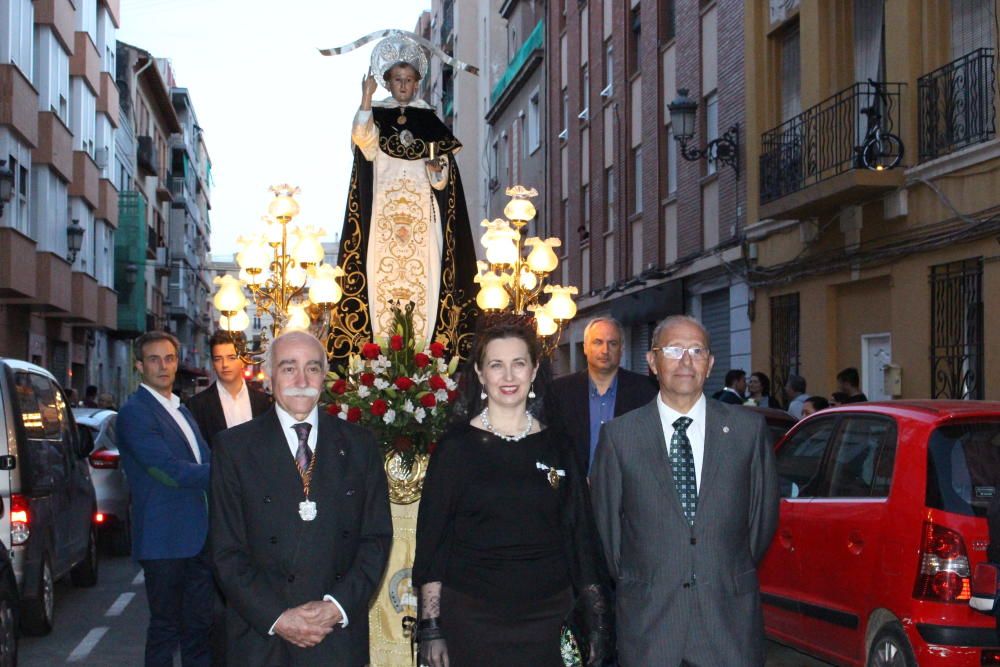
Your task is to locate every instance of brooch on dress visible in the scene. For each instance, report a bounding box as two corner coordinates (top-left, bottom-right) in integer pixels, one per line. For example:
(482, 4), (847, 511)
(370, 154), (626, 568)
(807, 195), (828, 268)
(535, 462), (566, 489)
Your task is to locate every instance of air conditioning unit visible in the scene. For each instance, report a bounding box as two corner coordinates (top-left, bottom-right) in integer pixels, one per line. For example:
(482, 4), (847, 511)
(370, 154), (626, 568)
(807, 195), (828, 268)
(577, 108), (590, 121)
(600, 83), (613, 98)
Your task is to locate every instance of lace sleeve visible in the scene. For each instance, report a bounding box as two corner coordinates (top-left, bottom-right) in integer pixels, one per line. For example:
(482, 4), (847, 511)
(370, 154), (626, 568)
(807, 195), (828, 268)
(419, 582), (441, 620)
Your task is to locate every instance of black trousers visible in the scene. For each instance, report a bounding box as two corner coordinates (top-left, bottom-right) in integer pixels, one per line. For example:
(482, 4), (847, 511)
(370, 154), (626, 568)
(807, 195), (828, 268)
(140, 548), (214, 667)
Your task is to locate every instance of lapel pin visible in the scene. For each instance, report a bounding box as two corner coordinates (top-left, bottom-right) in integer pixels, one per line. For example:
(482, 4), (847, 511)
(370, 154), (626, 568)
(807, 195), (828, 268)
(339, 449), (346, 456)
(722, 426), (730, 434)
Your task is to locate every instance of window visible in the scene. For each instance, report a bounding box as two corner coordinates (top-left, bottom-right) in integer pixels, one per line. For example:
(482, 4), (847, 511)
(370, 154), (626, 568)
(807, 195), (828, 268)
(5, 0), (34, 80)
(704, 92), (718, 175)
(603, 41), (614, 96)
(775, 417), (837, 498)
(930, 257), (984, 399)
(6, 155), (29, 235)
(581, 184), (591, 244)
(770, 293), (800, 407)
(562, 198), (570, 254)
(528, 90), (540, 153)
(560, 89), (569, 139)
(951, 0), (997, 59)
(628, 6), (641, 76)
(828, 417), (897, 498)
(489, 139), (499, 191)
(632, 146), (643, 213)
(579, 64), (590, 119)
(853, 0), (885, 83)
(605, 167), (615, 231)
(926, 421), (1000, 517)
(779, 26), (801, 121)
(660, 0), (675, 41)
(666, 124), (678, 194)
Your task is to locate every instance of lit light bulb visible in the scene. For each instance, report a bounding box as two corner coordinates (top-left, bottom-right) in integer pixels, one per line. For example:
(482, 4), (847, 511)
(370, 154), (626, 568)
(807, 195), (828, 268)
(213, 275), (247, 312)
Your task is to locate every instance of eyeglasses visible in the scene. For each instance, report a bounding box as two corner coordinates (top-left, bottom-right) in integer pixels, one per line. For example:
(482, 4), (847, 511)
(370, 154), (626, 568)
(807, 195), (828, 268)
(652, 346), (710, 361)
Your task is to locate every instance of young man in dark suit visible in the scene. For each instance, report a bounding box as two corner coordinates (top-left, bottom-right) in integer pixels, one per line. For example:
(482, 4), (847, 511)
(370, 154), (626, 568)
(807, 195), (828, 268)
(546, 317), (658, 472)
(117, 331), (213, 667)
(186, 331), (271, 445)
(210, 330), (392, 667)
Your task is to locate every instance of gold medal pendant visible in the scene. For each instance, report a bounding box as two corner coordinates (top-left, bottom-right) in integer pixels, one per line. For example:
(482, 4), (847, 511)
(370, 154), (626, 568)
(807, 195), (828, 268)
(397, 113), (407, 125)
(548, 468), (561, 489)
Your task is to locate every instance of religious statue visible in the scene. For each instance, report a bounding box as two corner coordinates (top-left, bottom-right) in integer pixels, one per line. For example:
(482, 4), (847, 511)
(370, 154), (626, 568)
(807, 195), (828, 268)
(330, 33), (479, 365)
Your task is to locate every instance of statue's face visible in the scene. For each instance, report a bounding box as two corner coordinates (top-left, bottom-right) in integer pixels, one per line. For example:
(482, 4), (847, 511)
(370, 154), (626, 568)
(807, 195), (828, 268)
(385, 64), (419, 105)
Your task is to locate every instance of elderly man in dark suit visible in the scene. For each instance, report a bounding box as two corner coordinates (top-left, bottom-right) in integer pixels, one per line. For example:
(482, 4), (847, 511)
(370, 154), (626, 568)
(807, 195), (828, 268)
(117, 331), (213, 667)
(210, 330), (392, 667)
(186, 331), (271, 445)
(546, 317), (657, 472)
(590, 315), (779, 666)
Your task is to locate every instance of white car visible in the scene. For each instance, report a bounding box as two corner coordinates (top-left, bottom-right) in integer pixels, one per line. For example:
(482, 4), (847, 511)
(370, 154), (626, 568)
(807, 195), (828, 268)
(72, 408), (131, 556)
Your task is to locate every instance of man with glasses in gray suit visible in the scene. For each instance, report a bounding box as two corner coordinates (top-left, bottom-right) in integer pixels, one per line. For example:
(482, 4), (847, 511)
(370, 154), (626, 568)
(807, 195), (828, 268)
(590, 315), (779, 666)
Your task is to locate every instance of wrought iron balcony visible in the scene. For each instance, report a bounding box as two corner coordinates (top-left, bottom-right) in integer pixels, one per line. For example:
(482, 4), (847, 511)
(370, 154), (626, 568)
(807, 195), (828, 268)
(918, 48), (996, 162)
(759, 81), (903, 205)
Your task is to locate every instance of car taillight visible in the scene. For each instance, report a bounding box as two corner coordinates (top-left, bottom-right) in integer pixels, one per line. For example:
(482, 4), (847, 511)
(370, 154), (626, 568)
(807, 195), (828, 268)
(89, 447), (119, 469)
(10, 494), (29, 546)
(94, 512), (105, 524)
(914, 521), (971, 603)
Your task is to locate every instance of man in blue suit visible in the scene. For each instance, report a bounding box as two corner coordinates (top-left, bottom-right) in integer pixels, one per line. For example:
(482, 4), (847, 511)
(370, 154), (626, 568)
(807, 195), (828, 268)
(118, 331), (212, 667)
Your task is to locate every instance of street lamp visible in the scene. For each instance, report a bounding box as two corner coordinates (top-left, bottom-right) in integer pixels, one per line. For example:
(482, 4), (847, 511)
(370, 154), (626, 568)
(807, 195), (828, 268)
(67, 219), (85, 263)
(0, 160), (12, 217)
(667, 88), (740, 177)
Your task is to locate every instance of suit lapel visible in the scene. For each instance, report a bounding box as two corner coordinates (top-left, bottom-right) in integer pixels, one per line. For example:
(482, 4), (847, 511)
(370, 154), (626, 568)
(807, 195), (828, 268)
(207, 382), (227, 437)
(636, 400), (690, 525)
(141, 389), (197, 462)
(698, 399), (727, 510)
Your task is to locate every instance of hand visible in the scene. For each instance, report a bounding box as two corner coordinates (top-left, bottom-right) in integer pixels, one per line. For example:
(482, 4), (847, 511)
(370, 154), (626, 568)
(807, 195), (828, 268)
(273, 606), (333, 648)
(418, 637), (449, 667)
(362, 73), (378, 99)
(299, 600), (343, 628)
(425, 158), (443, 174)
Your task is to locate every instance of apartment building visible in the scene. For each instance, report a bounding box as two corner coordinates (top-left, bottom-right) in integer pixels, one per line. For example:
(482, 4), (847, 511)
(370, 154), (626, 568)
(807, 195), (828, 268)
(547, 0), (749, 390)
(0, 0), (122, 396)
(746, 0), (999, 402)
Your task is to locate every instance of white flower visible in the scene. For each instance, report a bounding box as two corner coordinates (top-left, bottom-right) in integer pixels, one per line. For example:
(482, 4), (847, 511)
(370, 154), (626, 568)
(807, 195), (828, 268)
(414, 407), (427, 423)
(445, 377), (457, 390)
(337, 410), (347, 420)
(402, 400), (416, 414)
(435, 389), (449, 403)
(383, 409), (396, 425)
(357, 385), (371, 398)
(374, 378), (390, 390)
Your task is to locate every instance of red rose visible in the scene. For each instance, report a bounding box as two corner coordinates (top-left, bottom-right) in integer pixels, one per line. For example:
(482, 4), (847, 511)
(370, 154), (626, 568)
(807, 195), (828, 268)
(390, 335), (404, 351)
(332, 379), (347, 395)
(394, 377), (415, 391)
(370, 399), (388, 416)
(392, 435), (413, 452)
(362, 342), (382, 359)
(428, 374), (448, 391)
(429, 342), (446, 357)
(359, 372), (376, 387)
(325, 403), (340, 415)
(446, 389), (458, 403)
(414, 353), (430, 368)
(420, 392), (437, 408)
(346, 406), (362, 423)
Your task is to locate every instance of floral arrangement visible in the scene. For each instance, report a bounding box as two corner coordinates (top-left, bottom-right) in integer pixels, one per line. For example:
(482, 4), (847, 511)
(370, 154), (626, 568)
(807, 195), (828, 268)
(323, 302), (460, 469)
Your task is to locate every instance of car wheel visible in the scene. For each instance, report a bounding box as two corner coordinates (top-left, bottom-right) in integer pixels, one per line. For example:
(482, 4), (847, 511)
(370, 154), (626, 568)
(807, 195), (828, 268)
(868, 622), (916, 667)
(70, 527), (99, 587)
(20, 558), (54, 636)
(109, 512), (132, 557)
(0, 591), (17, 667)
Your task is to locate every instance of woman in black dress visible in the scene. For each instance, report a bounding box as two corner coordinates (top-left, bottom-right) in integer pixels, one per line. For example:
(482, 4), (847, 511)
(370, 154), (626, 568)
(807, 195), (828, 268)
(412, 322), (610, 667)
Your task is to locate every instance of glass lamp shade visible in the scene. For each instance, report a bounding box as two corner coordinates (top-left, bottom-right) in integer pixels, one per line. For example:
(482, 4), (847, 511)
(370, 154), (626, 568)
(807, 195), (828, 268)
(238, 238), (270, 273)
(485, 227), (520, 265)
(292, 228), (325, 265)
(544, 285), (579, 320)
(263, 217), (284, 246)
(518, 267), (538, 290)
(530, 304), (559, 337)
(219, 309), (250, 332)
(667, 88), (698, 141)
(524, 237), (561, 273)
(284, 304), (311, 331)
(308, 264), (344, 305)
(268, 193), (300, 220)
(286, 265), (308, 289)
(503, 197), (536, 223)
(475, 272), (510, 310)
(213, 275), (248, 312)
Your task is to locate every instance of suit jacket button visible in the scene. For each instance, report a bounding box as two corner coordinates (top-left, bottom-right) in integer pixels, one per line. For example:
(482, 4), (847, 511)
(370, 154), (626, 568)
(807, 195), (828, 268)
(263, 496), (272, 503)
(335, 573), (343, 581)
(682, 582), (691, 589)
(269, 536), (277, 544)
(341, 530), (350, 538)
(287, 574), (295, 583)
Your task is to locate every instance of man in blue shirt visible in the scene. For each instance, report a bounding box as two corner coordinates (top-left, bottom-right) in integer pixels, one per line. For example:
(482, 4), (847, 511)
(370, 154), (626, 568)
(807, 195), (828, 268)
(546, 317), (658, 472)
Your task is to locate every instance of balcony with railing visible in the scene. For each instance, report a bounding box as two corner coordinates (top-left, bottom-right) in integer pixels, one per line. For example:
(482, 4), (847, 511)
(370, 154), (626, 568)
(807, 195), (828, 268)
(918, 48), (996, 163)
(759, 81), (906, 219)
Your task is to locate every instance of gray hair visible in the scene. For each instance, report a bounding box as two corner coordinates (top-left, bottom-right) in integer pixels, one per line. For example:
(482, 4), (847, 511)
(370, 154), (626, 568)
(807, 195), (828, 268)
(650, 315), (711, 351)
(583, 316), (625, 343)
(264, 330), (329, 378)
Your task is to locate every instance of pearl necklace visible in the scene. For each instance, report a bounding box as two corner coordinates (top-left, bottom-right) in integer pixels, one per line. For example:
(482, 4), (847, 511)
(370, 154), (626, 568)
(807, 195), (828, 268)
(480, 408), (533, 442)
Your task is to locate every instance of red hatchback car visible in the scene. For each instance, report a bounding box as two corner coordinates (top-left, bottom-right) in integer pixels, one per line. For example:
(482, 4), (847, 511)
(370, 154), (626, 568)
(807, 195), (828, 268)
(759, 401), (1000, 666)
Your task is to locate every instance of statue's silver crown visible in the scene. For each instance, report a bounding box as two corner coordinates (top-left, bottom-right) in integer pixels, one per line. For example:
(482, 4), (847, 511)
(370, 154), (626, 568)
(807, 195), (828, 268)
(370, 33), (429, 89)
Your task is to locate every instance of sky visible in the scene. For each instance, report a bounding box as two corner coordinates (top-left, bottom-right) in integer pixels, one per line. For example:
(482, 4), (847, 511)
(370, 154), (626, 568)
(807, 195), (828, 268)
(118, 0), (432, 258)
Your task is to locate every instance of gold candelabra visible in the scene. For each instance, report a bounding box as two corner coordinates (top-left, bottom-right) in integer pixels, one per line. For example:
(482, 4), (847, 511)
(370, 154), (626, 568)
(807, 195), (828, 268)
(475, 186), (578, 350)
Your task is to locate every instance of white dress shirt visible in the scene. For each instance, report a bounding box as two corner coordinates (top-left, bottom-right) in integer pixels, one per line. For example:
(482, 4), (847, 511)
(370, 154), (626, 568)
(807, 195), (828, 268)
(655, 394), (707, 490)
(141, 384), (202, 464)
(217, 380), (253, 429)
(269, 403), (349, 631)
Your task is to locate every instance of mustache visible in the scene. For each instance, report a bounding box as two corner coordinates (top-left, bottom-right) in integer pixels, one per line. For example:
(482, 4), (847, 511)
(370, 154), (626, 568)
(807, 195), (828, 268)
(282, 387), (320, 398)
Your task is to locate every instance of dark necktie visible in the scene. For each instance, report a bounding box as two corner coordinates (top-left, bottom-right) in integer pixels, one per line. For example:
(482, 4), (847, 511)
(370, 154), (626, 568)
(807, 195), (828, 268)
(292, 422), (313, 472)
(669, 416), (697, 525)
